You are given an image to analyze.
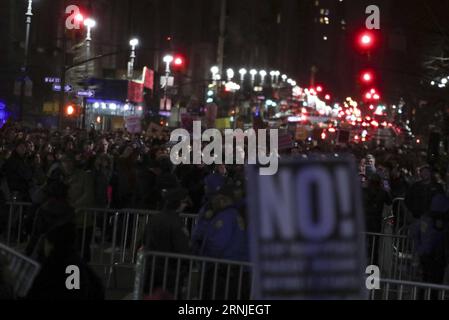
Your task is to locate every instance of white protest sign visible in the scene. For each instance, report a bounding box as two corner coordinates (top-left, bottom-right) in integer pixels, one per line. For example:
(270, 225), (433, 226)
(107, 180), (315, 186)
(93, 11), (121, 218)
(247, 156), (367, 300)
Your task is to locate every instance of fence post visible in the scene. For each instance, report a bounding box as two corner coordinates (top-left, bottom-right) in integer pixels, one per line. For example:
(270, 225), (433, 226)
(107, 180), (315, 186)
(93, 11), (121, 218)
(133, 249), (146, 300)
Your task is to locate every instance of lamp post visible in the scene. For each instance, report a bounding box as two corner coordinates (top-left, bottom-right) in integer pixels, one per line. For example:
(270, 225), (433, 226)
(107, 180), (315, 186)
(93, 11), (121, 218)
(82, 17), (96, 129)
(259, 70), (267, 86)
(84, 18), (96, 42)
(250, 69), (257, 86)
(269, 71), (276, 85)
(162, 55), (174, 111)
(211, 65), (220, 92)
(226, 68), (234, 82)
(274, 71), (280, 85)
(239, 68), (247, 84)
(18, 0), (34, 121)
(128, 38), (139, 79)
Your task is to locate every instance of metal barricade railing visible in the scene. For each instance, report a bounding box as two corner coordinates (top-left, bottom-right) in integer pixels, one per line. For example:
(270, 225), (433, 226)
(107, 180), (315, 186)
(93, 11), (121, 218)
(390, 198), (413, 235)
(369, 279), (449, 300)
(0, 242), (41, 298)
(365, 231), (418, 281)
(2, 202), (33, 249)
(133, 250), (253, 300)
(78, 208), (198, 264)
(76, 208), (198, 288)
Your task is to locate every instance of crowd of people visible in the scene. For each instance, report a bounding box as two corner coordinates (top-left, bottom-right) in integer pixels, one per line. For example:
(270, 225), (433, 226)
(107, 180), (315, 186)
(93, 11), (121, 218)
(0, 120), (448, 299)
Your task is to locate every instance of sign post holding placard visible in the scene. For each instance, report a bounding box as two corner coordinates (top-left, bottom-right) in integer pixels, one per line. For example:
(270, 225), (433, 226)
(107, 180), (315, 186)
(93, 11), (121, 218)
(247, 156), (367, 300)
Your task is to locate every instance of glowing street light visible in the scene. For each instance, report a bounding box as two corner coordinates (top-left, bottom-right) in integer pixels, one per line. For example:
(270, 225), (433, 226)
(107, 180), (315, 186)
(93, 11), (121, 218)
(163, 55), (174, 73)
(259, 70), (267, 85)
(274, 71), (281, 84)
(84, 18), (96, 41)
(211, 66), (219, 76)
(250, 69), (258, 84)
(239, 68), (247, 82)
(226, 68), (234, 81)
(128, 38), (139, 79)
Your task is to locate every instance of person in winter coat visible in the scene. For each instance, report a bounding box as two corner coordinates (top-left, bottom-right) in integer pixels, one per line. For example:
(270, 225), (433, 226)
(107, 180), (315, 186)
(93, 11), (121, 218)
(61, 155), (95, 262)
(142, 188), (191, 298)
(4, 140), (33, 201)
(405, 165), (445, 219)
(411, 194), (449, 285)
(25, 179), (104, 300)
(192, 184), (250, 300)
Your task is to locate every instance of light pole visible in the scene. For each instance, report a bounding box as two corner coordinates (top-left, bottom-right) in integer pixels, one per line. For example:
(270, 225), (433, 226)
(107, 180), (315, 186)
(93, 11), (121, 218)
(163, 55), (174, 111)
(250, 69), (257, 86)
(82, 17), (96, 129)
(128, 38), (139, 79)
(239, 68), (247, 84)
(23, 0), (33, 73)
(211, 66), (220, 92)
(18, 0), (34, 121)
(226, 68), (234, 82)
(84, 18), (96, 42)
(270, 71), (276, 85)
(259, 70), (267, 86)
(274, 71), (280, 85)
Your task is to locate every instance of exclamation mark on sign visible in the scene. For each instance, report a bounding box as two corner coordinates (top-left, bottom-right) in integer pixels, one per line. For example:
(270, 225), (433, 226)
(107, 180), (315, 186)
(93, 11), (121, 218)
(335, 167), (355, 238)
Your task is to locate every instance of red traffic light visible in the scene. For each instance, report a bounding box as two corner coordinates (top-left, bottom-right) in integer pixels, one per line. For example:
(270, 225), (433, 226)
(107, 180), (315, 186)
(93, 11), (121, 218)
(361, 71), (374, 83)
(174, 57), (183, 66)
(173, 55), (184, 67)
(75, 13), (84, 22)
(358, 31), (375, 50)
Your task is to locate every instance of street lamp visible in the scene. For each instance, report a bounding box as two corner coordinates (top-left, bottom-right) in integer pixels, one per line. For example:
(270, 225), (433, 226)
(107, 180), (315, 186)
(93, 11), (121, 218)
(274, 71), (280, 84)
(226, 68), (234, 81)
(23, 0), (34, 73)
(239, 68), (247, 83)
(163, 55), (174, 73)
(259, 70), (267, 85)
(270, 71), (276, 84)
(250, 69), (257, 85)
(211, 66), (219, 80)
(128, 38), (139, 79)
(84, 18), (96, 42)
(281, 74), (288, 82)
(162, 55), (174, 111)
(18, 0), (34, 121)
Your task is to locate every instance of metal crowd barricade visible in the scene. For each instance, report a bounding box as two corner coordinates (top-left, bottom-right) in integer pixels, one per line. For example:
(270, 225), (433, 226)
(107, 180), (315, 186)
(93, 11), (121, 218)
(369, 279), (449, 300)
(365, 231), (418, 281)
(76, 208), (198, 288)
(2, 201), (33, 249)
(133, 250), (253, 300)
(391, 198), (412, 234)
(0, 242), (41, 298)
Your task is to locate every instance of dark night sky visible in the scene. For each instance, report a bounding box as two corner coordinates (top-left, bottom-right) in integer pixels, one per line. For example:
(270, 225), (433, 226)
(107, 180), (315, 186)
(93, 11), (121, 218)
(2, 0), (449, 108)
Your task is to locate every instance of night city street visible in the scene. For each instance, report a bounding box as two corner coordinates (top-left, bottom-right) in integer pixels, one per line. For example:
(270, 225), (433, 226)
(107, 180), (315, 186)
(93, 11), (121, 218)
(1, 0), (449, 307)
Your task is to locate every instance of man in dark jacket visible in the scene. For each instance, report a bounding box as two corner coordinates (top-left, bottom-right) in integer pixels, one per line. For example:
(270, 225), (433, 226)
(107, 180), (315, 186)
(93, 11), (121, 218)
(4, 140), (33, 201)
(143, 188), (191, 254)
(405, 165), (445, 219)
